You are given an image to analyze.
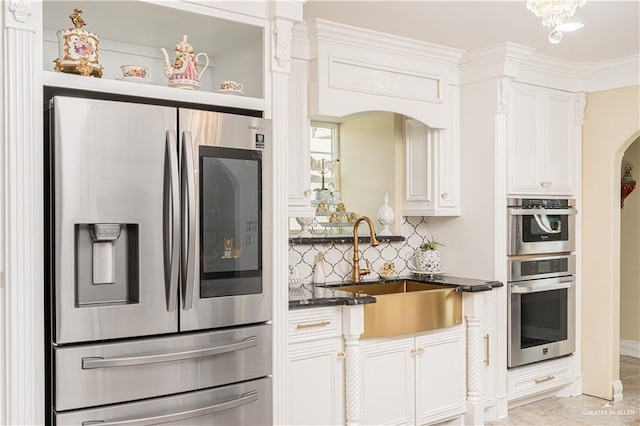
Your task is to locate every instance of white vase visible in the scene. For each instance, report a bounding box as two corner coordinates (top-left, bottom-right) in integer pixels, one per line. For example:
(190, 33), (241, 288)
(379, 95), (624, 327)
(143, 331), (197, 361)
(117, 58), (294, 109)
(376, 192), (395, 236)
(416, 249), (440, 273)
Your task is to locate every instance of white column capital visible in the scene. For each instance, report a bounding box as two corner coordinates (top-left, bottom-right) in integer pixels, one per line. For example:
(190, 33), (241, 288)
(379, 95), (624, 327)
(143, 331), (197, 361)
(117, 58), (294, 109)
(272, 18), (294, 73)
(5, 0), (36, 31)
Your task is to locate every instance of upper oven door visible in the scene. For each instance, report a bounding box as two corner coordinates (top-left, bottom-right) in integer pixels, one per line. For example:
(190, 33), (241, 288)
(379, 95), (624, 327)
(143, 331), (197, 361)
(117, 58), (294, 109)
(178, 109), (272, 331)
(508, 206), (576, 255)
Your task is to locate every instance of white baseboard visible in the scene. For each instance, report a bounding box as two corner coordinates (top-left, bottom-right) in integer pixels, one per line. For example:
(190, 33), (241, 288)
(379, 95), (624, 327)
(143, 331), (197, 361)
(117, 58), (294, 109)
(612, 380), (623, 402)
(620, 339), (640, 358)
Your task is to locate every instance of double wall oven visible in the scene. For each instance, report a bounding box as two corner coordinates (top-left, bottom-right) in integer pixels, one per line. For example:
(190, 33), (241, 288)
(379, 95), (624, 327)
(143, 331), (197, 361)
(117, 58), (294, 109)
(507, 198), (577, 368)
(45, 95), (272, 424)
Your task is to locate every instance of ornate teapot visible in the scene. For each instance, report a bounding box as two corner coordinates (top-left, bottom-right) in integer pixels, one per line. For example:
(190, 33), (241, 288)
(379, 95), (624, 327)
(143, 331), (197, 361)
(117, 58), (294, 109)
(160, 35), (210, 90)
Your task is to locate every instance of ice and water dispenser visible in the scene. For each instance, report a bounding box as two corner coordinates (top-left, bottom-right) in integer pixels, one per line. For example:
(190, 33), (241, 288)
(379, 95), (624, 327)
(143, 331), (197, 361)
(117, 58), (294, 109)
(75, 223), (139, 306)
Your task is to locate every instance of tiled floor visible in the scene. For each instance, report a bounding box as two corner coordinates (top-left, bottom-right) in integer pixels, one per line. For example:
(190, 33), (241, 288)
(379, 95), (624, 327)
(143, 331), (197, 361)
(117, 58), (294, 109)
(487, 356), (639, 425)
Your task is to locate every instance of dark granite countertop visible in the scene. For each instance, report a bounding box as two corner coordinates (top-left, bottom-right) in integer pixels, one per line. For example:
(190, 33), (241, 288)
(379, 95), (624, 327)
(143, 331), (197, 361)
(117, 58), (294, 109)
(288, 274), (503, 310)
(288, 285), (377, 310)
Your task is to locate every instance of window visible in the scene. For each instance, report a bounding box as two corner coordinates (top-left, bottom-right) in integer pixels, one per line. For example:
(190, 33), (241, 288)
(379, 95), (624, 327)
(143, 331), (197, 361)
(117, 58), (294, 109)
(310, 122), (340, 193)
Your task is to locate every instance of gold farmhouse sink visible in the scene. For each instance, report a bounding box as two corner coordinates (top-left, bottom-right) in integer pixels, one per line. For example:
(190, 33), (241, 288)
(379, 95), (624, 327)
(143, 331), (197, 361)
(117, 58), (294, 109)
(336, 281), (462, 338)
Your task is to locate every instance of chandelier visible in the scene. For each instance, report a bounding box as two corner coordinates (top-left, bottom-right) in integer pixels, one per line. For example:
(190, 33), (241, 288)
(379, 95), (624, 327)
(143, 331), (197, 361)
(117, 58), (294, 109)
(526, 0), (586, 28)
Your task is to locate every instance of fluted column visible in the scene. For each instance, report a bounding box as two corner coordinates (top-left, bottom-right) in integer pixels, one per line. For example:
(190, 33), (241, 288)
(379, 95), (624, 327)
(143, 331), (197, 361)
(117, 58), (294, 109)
(342, 305), (364, 426)
(344, 334), (362, 426)
(466, 316), (482, 401)
(269, 9), (298, 425)
(1, 1), (44, 424)
(463, 291), (485, 425)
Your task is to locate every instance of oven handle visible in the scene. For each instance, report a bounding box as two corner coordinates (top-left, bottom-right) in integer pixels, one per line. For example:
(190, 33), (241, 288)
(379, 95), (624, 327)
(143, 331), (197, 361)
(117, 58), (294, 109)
(510, 276), (574, 294)
(508, 208), (577, 216)
(81, 390), (258, 426)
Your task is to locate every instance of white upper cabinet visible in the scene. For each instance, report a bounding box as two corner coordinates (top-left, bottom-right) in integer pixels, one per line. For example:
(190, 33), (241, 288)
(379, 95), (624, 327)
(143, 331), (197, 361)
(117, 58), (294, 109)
(402, 116), (461, 216)
(41, 0), (269, 112)
(507, 83), (577, 196)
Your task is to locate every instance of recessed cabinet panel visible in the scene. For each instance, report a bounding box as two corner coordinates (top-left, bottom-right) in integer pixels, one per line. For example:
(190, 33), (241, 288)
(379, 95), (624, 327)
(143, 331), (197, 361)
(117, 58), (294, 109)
(360, 327), (465, 426)
(508, 86), (541, 193)
(544, 93), (575, 194)
(508, 83), (577, 196)
(287, 58), (313, 216)
(406, 119), (431, 202)
(360, 338), (415, 425)
(287, 338), (345, 426)
(415, 329), (466, 425)
(402, 118), (461, 216)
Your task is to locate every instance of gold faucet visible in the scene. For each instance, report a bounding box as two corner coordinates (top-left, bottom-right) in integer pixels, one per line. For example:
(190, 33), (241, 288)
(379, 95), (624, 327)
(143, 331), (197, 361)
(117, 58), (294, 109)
(352, 216), (380, 283)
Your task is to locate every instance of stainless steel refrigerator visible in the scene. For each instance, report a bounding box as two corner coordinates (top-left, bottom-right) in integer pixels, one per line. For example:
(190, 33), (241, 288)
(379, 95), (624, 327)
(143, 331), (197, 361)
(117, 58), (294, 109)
(45, 96), (272, 424)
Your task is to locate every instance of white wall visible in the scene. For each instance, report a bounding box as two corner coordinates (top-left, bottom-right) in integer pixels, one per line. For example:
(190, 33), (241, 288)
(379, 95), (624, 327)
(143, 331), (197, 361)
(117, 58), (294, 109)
(426, 79), (498, 279)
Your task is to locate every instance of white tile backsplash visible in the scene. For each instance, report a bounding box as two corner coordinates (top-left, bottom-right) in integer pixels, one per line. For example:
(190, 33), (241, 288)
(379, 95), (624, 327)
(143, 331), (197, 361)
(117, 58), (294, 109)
(289, 217), (433, 285)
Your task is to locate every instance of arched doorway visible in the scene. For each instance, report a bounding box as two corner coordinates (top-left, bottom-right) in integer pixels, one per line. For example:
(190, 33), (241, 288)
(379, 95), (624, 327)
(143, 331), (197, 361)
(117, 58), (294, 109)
(582, 85), (640, 400)
(619, 137), (640, 384)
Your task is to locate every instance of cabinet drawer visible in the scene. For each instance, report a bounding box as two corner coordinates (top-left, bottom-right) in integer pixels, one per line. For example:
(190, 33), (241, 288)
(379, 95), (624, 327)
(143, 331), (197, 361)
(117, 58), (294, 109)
(507, 356), (574, 401)
(288, 307), (342, 343)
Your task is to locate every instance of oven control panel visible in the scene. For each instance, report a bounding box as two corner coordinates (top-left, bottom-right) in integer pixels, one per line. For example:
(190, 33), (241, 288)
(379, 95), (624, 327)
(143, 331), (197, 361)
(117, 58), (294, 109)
(509, 254), (576, 282)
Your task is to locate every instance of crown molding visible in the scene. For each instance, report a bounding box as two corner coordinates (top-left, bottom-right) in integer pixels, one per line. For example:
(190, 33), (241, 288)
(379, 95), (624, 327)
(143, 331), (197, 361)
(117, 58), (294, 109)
(291, 21), (310, 60)
(459, 42), (536, 84)
(307, 18), (465, 67)
(461, 42), (639, 92)
(520, 53), (640, 92)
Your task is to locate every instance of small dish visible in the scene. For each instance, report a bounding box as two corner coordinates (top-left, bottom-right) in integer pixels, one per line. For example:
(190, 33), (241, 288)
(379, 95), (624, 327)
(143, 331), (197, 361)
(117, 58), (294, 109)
(410, 270), (446, 276)
(380, 273), (399, 281)
(215, 89), (245, 96)
(116, 76), (152, 84)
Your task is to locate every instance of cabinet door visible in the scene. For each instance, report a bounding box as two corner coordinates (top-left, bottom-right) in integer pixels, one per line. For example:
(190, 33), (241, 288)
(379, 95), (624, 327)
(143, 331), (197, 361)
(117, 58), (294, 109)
(287, 58), (313, 216)
(287, 337), (345, 426)
(402, 119), (460, 216)
(543, 90), (575, 195)
(482, 291), (496, 409)
(415, 327), (466, 425)
(508, 84), (542, 195)
(360, 337), (415, 425)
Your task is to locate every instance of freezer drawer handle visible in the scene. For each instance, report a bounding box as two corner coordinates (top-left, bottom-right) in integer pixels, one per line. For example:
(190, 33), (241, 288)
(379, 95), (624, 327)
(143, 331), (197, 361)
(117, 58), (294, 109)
(82, 336), (258, 369)
(80, 390), (258, 426)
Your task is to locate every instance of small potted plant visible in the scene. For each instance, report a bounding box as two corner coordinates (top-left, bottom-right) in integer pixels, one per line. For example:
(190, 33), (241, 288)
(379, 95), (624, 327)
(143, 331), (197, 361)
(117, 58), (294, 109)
(416, 235), (445, 273)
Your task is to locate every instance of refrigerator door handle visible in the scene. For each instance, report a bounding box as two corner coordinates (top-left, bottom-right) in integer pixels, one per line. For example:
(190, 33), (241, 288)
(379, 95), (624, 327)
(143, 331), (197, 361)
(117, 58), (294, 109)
(165, 130), (180, 312)
(181, 131), (196, 310)
(81, 336), (258, 369)
(80, 390), (258, 426)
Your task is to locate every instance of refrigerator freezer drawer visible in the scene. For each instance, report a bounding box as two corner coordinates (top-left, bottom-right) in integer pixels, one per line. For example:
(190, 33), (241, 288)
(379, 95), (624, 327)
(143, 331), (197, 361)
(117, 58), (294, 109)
(54, 377), (272, 425)
(54, 324), (272, 411)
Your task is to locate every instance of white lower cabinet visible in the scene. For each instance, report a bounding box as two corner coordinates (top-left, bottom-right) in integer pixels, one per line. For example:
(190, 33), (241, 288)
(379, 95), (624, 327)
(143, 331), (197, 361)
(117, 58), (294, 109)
(287, 337), (345, 425)
(507, 356), (574, 403)
(286, 307), (345, 425)
(360, 326), (466, 426)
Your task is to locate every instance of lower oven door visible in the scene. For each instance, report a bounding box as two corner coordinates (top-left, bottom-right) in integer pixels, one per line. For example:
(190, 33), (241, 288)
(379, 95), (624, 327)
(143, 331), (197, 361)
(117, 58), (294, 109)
(55, 377), (272, 426)
(508, 276), (575, 368)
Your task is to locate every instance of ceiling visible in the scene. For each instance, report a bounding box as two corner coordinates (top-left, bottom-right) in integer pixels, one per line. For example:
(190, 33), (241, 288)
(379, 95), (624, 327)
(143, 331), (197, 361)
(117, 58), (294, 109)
(303, 0), (640, 63)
